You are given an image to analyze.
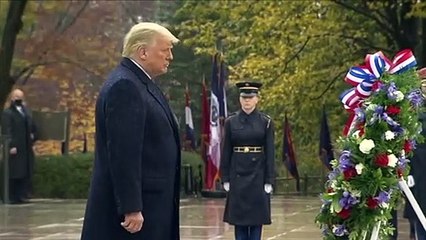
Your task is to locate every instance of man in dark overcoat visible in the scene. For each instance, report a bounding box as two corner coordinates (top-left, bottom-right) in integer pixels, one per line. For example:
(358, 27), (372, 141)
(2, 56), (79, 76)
(404, 76), (426, 240)
(1, 89), (37, 204)
(81, 22), (181, 240)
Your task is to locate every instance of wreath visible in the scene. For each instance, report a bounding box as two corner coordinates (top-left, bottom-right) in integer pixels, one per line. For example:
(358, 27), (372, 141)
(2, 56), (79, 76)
(315, 49), (425, 239)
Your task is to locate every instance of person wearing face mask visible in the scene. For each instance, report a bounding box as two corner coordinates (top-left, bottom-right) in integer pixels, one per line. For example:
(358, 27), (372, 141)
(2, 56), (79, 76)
(1, 89), (37, 204)
(220, 81), (275, 240)
(81, 22), (181, 240)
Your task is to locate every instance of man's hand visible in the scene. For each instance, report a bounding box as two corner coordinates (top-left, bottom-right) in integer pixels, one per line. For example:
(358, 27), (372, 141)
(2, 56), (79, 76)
(121, 211), (144, 233)
(10, 148), (17, 155)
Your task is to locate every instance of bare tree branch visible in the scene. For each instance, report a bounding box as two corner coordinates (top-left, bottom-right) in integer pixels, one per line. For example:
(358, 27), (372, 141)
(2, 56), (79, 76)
(332, 0), (396, 44)
(282, 37), (311, 73)
(55, 1), (73, 31)
(20, 68), (36, 85)
(56, 57), (105, 81)
(13, 61), (57, 80)
(57, 0), (89, 34)
(310, 70), (347, 100)
(336, 34), (394, 53)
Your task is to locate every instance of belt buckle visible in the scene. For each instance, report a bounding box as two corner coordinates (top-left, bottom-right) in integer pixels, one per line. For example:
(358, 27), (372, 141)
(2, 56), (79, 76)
(244, 147), (249, 153)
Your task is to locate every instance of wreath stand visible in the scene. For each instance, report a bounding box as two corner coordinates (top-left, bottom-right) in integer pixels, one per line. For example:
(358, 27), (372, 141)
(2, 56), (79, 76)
(360, 178), (426, 240)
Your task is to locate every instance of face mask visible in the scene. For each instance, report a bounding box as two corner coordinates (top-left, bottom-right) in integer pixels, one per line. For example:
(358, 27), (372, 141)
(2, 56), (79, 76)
(13, 99), (23, 106)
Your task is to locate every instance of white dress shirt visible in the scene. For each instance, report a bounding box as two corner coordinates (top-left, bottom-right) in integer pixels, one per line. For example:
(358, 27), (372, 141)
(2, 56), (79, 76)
(129, 58), (152, 80)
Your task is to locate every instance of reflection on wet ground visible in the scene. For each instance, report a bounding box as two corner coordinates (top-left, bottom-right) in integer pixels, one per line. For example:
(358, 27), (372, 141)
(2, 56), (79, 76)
(0, 196), (411, 239)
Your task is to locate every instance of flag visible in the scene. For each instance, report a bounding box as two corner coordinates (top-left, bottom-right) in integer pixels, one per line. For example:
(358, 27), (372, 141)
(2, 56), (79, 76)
(185, 85), (196, 150)
(319, 107), (334, 170)
(219, 60), (228, 118)
(206, 53), (223, 190)
(201, 77), (212, 189)
(283, 115), (300, 192)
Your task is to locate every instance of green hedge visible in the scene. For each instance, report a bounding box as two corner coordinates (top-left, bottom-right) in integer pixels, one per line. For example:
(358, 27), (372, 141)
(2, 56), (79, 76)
(33, 151), (203, 199)
(33, 154), (93, 198)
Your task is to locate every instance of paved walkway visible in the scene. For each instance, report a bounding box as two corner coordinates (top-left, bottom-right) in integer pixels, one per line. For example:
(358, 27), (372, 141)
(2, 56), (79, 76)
(0, 196), (412, 239)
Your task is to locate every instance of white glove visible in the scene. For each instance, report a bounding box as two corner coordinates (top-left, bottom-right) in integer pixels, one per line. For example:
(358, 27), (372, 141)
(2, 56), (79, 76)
(264, 184), (273, 194)
(407, 175), (415, 188)
(223, 182), (230, 192)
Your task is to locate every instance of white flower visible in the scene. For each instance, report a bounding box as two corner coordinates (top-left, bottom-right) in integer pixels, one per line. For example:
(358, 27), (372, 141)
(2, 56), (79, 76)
(387, 154), (398, 167)
(330, 180), (338, 190)
(385, 131), (395, 140)
(359, 139), (375, 154)
(395, 91), (404, 102)
(380, 202), (390, 209)
(355, 163), (364, 175)
(366, 104), (377, 112)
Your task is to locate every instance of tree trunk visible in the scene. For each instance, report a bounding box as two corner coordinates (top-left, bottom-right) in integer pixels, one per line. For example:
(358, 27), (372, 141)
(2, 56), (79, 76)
(0, 0), (28, 117)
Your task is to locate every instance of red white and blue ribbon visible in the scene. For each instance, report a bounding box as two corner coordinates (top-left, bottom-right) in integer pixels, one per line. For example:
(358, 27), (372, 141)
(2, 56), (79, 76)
(340, 49), (417, 136)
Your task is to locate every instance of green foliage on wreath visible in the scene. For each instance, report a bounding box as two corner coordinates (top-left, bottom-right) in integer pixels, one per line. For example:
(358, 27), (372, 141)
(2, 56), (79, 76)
(315, 61), (424, 239)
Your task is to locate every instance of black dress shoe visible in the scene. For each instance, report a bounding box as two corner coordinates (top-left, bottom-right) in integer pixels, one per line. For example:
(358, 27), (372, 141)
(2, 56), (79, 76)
(19, 199), (30, 204)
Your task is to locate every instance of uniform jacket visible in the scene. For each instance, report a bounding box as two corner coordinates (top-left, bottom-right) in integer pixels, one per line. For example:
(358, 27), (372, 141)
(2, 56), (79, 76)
(220, 109), (275, 226)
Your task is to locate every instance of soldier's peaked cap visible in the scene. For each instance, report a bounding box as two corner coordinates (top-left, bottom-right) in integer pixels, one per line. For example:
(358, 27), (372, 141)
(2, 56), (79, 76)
(235, 81), (262, 97)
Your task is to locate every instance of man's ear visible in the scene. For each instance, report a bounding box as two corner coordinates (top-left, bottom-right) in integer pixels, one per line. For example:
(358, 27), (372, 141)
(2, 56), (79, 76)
(138, 47), (148, 60)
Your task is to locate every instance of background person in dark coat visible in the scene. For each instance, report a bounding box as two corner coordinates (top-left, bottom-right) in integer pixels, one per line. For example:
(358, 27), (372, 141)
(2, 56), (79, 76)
(1, 89), (37, 204)
(220, 81), (275, 240)
(407, 77), (426, 240)
(80, 22), (181, 240)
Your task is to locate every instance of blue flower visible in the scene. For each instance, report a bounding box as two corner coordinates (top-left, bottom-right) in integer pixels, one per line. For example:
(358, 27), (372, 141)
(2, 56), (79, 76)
(339, 150), (353, 171)
(355, 108), (365, 122)
(332, 224), (348, 237)
(328, 168), (340, 180)
(387, 82), (398, 100)
(376, 190), (392, 204)
(398, 155), (409, 168)
(407, 89), (423, 108)
(339, 191), (359, 209)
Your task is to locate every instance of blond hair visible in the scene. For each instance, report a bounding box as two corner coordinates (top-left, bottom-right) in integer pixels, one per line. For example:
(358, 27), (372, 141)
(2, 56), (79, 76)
(122, 22), (179, 57)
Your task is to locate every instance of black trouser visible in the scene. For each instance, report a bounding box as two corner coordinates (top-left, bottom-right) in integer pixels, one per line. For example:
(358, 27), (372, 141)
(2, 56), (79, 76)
(389, 209), (398, 240)
(9, 177), (28, 202)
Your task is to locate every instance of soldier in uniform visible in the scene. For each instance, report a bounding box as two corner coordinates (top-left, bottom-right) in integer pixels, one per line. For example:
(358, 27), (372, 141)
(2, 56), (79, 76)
(220, 81), (275, 240)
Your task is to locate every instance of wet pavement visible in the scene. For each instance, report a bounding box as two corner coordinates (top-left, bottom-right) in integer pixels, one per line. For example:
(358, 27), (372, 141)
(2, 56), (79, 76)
(0, 196), (413, 239)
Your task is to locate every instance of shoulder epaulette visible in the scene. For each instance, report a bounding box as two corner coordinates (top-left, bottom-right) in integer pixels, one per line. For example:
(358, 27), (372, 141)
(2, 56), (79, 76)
(260, 112), (272, 128)
(226, 112), (238, 119)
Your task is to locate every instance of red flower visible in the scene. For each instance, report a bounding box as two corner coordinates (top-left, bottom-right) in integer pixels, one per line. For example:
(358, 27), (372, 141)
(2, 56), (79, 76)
(397, 168), (404, 178)
(404, 140), (412, 153)
(327, 187), (334, 193)
(337, 208), (351, 219)
(386, 105), (401, 115)
(374, 154), (389, 168)
(343, 167), (357, 180)
(367, 197), (379, 209)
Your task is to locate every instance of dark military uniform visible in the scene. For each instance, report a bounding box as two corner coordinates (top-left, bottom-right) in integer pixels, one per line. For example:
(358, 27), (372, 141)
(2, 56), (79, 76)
(220, 108), (275, 226)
